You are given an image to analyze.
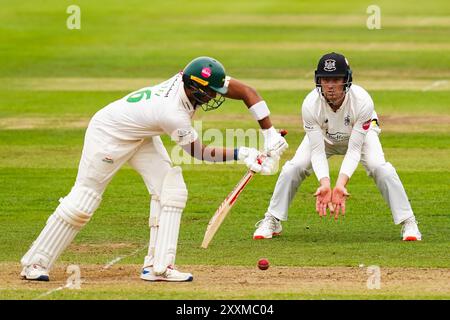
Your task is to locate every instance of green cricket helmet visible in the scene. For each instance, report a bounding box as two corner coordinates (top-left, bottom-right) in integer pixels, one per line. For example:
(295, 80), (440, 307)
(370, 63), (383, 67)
(182, 56), (227, 111)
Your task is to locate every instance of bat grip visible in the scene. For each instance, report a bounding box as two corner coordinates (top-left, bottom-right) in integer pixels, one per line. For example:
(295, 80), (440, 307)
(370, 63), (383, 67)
(257, 154), (266, 165)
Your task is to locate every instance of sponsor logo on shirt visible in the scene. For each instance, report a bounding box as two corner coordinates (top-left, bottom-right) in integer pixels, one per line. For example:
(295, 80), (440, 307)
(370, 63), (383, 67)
(164, 76), (179, 98)
(102, 157), (114, 164)
(177, 128), (192, 138)
(326, 130), (350, 142)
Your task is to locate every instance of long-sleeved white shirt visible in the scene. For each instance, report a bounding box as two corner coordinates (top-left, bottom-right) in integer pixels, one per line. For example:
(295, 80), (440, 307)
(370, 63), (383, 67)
(302, 84), (377, 180)
(91, 73), (202, 145)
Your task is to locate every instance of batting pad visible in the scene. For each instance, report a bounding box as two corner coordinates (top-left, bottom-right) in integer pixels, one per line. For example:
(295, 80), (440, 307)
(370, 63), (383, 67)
(57, 186), (102, 228)
(143, 197), (161, 268)
(160, 167), (188, 209)
(153, 206), (183, 275)
(21, 186), (102, 269)
(153, 167), (187, 275)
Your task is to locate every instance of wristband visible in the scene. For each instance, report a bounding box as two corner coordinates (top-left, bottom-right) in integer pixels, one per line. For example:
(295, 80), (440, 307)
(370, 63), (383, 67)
(233, 148), (239, 161)
(249, 101), (270, 121)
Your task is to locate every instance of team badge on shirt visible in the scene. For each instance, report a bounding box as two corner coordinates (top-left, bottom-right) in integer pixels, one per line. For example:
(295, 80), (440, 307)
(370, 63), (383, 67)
(362, 119), (371, 130)
(344, 115), (350, 126)
(172, 128), (197, 146)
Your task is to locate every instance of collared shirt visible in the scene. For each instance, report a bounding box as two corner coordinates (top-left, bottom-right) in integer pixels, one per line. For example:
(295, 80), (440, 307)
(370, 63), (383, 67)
(90, 73), (199, 145)
(302, 84), (377, 180)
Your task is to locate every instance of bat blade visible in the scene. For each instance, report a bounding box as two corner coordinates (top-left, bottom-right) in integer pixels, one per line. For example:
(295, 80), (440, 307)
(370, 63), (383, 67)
(200, 203), (232, 249)
(201, 170), (255, 248)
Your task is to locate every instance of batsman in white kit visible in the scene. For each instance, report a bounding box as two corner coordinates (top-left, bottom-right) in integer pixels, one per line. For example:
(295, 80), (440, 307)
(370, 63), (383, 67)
(20, 56), (288, 282)
(253, 52), (422, 241)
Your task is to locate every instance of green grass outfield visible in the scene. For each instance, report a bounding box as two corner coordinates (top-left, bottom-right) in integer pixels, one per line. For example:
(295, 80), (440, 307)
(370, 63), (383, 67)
(0, 0), (449, 299)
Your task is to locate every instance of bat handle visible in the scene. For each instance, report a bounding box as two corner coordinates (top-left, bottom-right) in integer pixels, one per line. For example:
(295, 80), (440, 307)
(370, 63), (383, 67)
(257, 154), (266, 165)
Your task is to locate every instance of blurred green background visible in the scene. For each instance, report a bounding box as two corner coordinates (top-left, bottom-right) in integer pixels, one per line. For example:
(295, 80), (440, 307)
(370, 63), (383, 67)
(0, 0), (449, 299)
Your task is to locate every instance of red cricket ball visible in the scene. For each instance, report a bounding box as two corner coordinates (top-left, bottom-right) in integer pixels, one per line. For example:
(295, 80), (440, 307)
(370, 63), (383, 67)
(257, 258), (270, 270)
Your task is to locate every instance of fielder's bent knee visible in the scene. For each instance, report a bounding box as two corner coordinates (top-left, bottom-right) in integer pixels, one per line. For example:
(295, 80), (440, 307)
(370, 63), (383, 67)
(365, 160), (387, 177)
(55, 186), (102, 229)
(281, 160), (310, 180)
(160, 166), (188, 210)
(372, 162), (396, 180)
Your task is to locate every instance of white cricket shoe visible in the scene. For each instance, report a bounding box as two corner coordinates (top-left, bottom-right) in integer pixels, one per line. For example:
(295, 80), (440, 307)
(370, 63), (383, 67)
(20, 264), (50, 281)
(401, 217), (422, 241)
(253, 213), (282, 239)
(140, 266), (193, 282)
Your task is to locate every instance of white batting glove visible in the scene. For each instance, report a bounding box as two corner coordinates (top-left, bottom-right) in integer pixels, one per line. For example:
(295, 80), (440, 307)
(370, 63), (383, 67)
(262, 127), (288, 159)
(237, 147), (263, 173)
(259, 156), (278, 175)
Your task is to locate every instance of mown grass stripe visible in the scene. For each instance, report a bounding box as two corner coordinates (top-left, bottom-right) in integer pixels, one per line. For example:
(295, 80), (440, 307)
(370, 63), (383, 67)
(171, 14), (450, 27)
(2, 78), (449, 92)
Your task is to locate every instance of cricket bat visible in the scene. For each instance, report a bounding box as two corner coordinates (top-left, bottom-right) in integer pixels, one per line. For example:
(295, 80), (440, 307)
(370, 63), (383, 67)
(201, 129), (287, 248)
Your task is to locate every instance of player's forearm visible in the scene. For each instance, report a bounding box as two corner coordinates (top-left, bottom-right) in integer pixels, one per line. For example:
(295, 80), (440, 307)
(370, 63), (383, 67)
(320, 177), (331, 187)
(335, 173), (349, 188)
(339, 130), (365, 178)
(187, 146), (235, 162)
(258, 117), (272, 130)
(308, 131), (330, 181)
(201, 146), (235, 162)
(183, 141), (234, 162)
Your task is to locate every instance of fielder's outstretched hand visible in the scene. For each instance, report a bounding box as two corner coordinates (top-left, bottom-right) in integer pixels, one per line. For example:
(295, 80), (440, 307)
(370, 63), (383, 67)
(331, 186), (350, 220)
(314, 185), (333, 217)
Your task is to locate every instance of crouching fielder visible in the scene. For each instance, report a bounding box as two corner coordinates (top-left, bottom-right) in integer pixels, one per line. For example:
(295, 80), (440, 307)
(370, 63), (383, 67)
(21, 56), (287, 282)
(253, 52), (421, 241)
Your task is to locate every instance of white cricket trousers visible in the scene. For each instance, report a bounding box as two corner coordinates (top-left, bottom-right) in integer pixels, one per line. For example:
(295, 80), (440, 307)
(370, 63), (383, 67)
(267, 128), (414, 225)
(21, 120), (174, 270)
(76, 124), (172, 197)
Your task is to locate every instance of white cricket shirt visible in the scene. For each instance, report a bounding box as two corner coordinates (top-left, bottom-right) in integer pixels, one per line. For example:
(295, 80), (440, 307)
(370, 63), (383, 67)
(90, 73), (199, 146)
(302, 84), (377, 180)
